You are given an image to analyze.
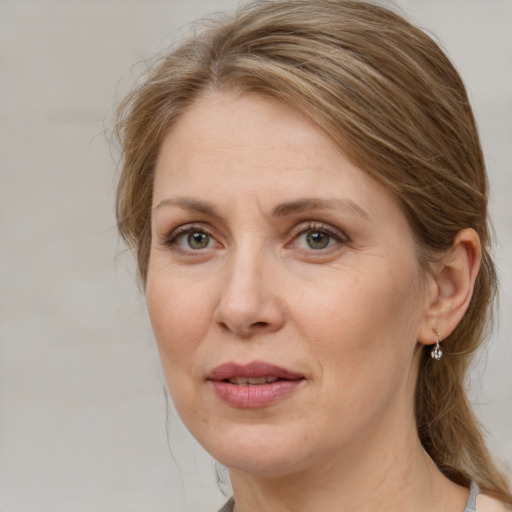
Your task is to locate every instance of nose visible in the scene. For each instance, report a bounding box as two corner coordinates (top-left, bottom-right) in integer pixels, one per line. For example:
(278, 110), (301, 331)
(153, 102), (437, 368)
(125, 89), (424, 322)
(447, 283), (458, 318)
(213, 249), (285, 338)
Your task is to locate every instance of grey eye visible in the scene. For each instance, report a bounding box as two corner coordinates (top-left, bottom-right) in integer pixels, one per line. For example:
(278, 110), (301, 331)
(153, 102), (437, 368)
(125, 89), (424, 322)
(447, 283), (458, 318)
(305, 231), (331, 249)
(187, 231), (210, 249)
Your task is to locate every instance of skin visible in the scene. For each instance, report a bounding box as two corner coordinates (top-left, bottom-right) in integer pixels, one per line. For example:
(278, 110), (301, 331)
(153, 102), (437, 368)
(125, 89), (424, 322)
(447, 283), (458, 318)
(146, 90), (483, 512)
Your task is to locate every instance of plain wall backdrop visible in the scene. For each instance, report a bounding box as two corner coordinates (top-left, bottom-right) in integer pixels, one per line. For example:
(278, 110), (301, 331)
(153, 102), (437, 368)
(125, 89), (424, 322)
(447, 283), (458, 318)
(1, 1), (511, 511)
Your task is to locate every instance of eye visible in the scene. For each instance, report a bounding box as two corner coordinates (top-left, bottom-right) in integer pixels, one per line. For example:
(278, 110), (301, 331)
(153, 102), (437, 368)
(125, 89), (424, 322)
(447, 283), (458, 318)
(164, 225), (218, 251)
(305, 230), (332, 250)
(291, 223), (346, 251)
(184, 231), (211, 250)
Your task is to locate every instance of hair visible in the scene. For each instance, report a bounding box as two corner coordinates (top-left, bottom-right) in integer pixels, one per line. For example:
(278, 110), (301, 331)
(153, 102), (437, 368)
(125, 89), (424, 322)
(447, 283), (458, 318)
(114, 0), (511, 503)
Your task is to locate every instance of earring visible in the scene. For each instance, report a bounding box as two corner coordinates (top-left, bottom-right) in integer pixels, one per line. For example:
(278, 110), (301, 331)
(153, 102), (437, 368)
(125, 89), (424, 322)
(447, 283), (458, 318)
(431, 329), (443, 360)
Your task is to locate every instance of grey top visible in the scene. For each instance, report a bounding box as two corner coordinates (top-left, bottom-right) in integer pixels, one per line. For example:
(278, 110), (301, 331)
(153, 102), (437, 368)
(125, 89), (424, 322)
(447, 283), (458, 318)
(217, 481), (481, 512)
(465, 481), (480, 512)
(217, 497), (235, 512)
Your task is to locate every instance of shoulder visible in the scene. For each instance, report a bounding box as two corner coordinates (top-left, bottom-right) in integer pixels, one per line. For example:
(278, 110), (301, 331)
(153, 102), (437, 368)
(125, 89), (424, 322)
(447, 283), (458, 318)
(476, 493), (512, 512)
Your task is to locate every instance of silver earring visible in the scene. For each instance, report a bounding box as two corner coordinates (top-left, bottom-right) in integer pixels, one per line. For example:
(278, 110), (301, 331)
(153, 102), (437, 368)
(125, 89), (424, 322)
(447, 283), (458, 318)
(431, 329), (443, 360)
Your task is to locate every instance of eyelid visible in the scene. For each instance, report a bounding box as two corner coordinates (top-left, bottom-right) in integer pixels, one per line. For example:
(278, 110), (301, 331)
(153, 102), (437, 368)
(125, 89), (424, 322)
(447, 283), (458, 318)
(289, 221), (348, 241)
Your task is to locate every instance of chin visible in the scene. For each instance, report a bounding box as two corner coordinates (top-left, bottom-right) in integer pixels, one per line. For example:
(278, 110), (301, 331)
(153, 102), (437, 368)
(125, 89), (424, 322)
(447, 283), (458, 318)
(190, 419), (330, 478)
(216, 445), (307, 477)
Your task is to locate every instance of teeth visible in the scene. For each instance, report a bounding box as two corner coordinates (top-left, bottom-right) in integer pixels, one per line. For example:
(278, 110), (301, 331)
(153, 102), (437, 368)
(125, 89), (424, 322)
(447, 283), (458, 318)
(228, 376), (279, 385)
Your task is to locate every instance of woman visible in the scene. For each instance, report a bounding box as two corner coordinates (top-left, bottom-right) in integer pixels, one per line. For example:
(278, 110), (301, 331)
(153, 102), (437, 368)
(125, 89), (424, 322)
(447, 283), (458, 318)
(114, 1), (512, 511)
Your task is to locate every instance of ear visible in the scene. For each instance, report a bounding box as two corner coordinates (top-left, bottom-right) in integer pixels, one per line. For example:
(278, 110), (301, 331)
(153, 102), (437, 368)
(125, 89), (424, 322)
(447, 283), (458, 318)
(418, 228), (482, 345)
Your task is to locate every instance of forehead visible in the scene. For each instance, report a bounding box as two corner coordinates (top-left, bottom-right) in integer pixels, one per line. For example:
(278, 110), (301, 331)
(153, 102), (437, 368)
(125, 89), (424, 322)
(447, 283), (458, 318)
(157, 91), (334, 172)
(153, 91), (382, 206)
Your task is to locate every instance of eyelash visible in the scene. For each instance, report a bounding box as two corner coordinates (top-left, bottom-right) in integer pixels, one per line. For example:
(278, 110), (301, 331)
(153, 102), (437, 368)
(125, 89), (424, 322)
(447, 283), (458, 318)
(161, 221), (349, 253)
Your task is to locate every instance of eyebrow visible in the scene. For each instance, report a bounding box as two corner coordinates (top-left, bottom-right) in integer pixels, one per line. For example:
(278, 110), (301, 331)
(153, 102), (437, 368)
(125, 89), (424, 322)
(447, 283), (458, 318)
(154, 196), (369, 220)
(272, 198), (370, 219)
(154, 197), (219, 216)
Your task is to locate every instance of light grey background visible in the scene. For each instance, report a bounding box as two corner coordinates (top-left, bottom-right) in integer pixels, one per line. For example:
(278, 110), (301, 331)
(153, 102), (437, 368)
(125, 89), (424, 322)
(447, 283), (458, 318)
(1, 1), (511, 511)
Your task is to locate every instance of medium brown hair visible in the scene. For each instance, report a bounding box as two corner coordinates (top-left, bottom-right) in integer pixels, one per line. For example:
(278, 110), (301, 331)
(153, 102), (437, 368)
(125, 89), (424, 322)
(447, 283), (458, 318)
(115, 0), (511, 502)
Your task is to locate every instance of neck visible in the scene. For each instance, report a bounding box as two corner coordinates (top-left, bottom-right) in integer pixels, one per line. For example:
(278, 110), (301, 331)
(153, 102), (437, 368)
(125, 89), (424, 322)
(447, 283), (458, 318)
(228, 407), (467, 512)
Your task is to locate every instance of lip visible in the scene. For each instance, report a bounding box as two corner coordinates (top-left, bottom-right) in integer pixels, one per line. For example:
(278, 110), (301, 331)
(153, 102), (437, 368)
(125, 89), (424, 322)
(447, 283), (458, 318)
(207, 361), (306, 408)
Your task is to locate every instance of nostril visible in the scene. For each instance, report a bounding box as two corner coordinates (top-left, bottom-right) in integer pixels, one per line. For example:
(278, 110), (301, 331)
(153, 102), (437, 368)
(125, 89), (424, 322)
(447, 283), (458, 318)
(251, 321), (269, 329)
(218, 321), (230, 332)
(216, 320), (268, 335)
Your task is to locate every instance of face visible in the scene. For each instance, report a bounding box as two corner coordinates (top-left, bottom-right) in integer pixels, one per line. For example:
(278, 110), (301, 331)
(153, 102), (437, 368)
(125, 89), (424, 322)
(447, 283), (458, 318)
(147, 91), (431, 478)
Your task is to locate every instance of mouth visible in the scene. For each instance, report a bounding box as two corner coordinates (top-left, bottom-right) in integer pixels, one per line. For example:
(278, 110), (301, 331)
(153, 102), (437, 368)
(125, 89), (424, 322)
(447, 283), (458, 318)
(207, 361), (305, 383)
(207, 361), (306, 407)
(225, 376), (281, 385)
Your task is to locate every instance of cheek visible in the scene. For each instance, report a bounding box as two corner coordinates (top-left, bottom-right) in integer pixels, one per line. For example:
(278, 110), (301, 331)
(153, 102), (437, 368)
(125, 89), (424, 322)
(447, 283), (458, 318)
(146, 277), (214, 424)
(293, 260), (424, 388)
(145, 269), (215, 374)
(296, 260), (422, 338)
(145, 269), (224, 432)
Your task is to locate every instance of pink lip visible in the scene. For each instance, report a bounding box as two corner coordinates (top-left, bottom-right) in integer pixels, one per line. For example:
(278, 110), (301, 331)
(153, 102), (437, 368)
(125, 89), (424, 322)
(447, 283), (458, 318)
(207, 361), (306, 408)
